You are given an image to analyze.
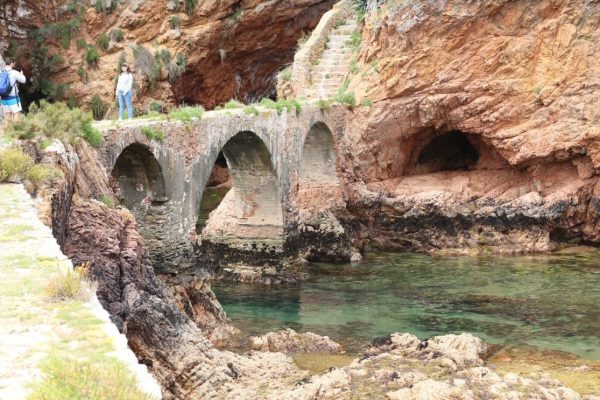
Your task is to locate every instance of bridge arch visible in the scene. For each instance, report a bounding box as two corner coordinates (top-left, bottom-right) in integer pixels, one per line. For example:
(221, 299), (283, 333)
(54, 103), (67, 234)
(110, 142), (167, 211)
(201, 130), (283, 235)
(299, 121), (339, 185)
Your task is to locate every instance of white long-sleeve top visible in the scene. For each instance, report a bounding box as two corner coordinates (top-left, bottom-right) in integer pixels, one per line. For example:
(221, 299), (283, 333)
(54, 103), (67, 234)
(116, 72), (133, 95)
(2, 67), (26, 97)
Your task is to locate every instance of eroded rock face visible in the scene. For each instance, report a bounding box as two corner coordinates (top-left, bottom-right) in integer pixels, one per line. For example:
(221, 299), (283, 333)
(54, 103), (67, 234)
(5, 0), (335, 110)
(337, 0), (600, 254)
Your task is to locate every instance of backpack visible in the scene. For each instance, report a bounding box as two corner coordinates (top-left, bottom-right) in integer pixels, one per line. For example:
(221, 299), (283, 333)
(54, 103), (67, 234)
(0, 69), (14, 98)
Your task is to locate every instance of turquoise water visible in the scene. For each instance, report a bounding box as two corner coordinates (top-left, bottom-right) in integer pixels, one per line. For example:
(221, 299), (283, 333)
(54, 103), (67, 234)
(212, 250), (600, 358)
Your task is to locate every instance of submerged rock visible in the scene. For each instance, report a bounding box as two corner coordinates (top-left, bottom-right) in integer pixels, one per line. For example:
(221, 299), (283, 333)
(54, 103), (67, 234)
(249, 329), (344, 354)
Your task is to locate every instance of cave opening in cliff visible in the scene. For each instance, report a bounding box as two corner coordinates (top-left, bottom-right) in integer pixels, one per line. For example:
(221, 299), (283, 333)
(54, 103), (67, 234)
(199, 131), (283, 235)
(415, 130), (480, 173)
(111, 143), (167, 211)
(196, 152), (231, 231)
(299, 122), (339, 186)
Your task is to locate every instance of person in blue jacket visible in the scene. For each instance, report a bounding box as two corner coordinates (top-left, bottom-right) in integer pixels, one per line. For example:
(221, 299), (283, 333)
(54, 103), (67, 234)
(1, 58), (27, 128)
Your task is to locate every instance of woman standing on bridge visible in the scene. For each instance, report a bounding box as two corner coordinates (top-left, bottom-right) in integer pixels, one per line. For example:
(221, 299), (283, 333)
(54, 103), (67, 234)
(115, 63), (134, 121)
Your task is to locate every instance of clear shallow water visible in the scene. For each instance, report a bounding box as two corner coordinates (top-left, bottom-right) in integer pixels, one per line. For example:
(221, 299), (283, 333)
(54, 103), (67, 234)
(212, 250), (600, 358)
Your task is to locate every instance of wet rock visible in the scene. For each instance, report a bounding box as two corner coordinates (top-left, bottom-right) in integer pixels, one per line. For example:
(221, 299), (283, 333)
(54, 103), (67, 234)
(249, 329), (344, 354)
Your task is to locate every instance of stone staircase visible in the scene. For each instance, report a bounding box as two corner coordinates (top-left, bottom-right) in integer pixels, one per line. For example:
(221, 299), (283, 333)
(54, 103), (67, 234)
(276, 0), (356, 100)
(300, 19), (358, 99)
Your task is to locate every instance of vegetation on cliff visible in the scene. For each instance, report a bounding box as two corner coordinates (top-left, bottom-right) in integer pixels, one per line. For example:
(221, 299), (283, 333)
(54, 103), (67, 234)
(0, 148), (61, 186)
(6, 101), (103, 147)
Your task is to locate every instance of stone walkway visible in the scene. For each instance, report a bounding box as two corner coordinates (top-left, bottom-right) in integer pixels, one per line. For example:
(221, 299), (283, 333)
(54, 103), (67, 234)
(0, 184), (161, 399)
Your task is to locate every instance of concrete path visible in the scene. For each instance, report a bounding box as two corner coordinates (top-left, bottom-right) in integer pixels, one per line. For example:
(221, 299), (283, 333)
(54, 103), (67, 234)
(0, 183), (161, 399)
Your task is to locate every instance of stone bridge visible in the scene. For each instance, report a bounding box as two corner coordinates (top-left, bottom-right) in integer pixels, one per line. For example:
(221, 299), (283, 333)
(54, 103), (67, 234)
(96, 105), (349, 276)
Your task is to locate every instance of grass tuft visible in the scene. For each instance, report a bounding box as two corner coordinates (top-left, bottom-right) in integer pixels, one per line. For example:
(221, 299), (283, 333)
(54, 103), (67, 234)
(224, 99), (244, 109)
(140, 126), (165, 142)
(317, 98), (333, 112)
(98, 194), (116, 208)
(168, 105), (204, 123)
(43, 266), (96, 302)
(28, 354), (153, 400)
(243, 105), (259, 116)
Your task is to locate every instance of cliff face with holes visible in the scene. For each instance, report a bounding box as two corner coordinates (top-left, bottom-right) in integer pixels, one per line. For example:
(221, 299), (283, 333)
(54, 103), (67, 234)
(1, 0), (334, 111)
(337, 0), (600, 254)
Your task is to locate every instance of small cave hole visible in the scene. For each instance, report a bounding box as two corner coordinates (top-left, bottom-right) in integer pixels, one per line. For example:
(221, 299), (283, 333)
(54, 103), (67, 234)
(416, 131), (479, 173)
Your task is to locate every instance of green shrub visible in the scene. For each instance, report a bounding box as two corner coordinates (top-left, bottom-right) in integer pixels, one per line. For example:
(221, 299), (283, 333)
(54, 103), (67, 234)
(85, 46), (100, 67)
(259, 98), (276, 108)
(347, 30), (362, 52)
(55, 24), (72, 49)
(158, 49), (172, 65)
(77, 66), (87, 82)
(335, 91), (356, 107)
(283, 99), (302, 116)
(95, 0), (118, 14)
(132, 45), (161, 90)
(149, 102), (163, 113)
(243, 105), (259, 116)
(76, 38), (87, 50)
(7, 39), (18, 58)
(224, 99), (244, 109)
(260, 98), (302, 116)
(361, 97), (373, 107)
(149, 61), (162, 90)
(317, 98), (333, 112)
(353, 0), (367, 22)
(98, 194), (116, 208)
(0, 148), (61, 184)
(170, 16), (181, 29)
(89, 94), (108, 120)
(139, 110), (162, 120)
(6, 101), (103, 147)
(82, 124), (103, 147)
(110, 28), (123, 42)
(167, 53), (187, 83)
(97, 33), (109, 51)
(66, 1), (77, 13)
(67, 96), (78, 109)
(349, 58), (359, 74)
(279, 66), (292, 82)
(23, 39), (66, 102)
(184, 0), (197, 15)
(168, 106), (204, 122)
(26, 164), (62, 185)
(0, 148), (34, 181)
(140, 126), (165, 142)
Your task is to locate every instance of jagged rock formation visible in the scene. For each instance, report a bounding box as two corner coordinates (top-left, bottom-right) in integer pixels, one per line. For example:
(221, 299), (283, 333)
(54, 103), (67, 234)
(1, 0), (336, 110)
(330, 0), (600, 254)
(0, 0), (65, 44)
